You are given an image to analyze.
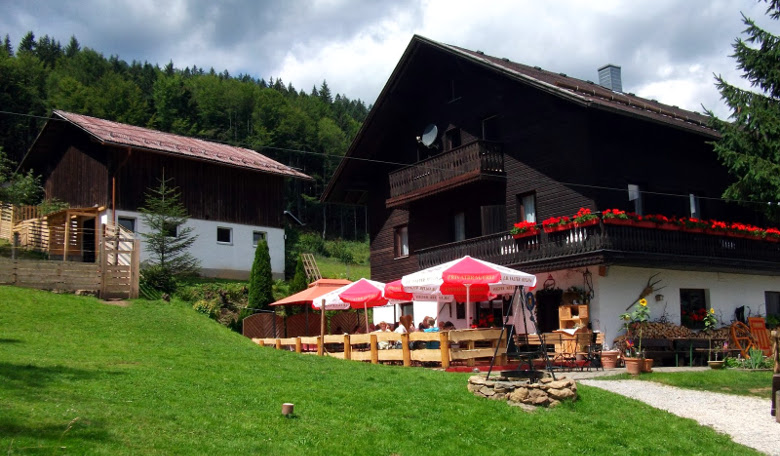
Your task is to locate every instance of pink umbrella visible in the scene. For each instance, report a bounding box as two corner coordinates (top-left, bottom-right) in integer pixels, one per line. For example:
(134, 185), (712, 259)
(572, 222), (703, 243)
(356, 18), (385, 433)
(314, 278), (388, 333)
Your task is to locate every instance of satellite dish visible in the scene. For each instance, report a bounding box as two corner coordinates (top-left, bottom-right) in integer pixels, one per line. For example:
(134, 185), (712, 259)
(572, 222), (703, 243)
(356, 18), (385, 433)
(420, 124), (438, 148)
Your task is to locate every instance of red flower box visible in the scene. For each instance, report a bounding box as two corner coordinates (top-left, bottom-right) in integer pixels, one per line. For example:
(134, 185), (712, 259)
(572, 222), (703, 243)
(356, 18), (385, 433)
(512, 229), (540, 239)
(683, 227), (705, 233)
(634, 221), (656, 229)
(543, 223), (573, 233)
(705, 229), (726, 236)
(603, 218), (634, 226)
(574, 218), (599, 228)
(658, 223), (681, 231)
(766, 236), (780, 243)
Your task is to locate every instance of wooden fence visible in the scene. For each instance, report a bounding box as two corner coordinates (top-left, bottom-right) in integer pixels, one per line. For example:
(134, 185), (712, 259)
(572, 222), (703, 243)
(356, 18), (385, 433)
(253, 328), (507, 369)
(0, 257), (101, 292)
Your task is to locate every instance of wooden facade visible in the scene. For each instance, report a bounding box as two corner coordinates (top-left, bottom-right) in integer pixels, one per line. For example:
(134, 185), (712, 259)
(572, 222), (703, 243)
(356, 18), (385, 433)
(24, 114), (291, 228)
(324, 35), (768, 283)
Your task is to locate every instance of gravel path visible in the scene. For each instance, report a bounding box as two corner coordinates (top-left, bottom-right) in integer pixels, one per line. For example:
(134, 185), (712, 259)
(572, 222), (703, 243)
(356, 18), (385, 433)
(580, 379), (779, 455)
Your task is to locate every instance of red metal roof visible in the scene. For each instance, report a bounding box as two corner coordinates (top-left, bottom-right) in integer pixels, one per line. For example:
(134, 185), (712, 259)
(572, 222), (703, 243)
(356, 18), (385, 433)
(53, 110), (312, 180)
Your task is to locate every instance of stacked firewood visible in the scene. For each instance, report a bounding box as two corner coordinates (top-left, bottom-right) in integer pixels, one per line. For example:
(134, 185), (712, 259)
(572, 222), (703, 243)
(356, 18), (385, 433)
(612, 322), (732, 349)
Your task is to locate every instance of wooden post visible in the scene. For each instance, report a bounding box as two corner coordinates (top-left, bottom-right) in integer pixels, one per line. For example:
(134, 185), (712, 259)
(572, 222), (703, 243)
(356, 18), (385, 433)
(62, 213), (70, 262)
(402, 333), (411, 367)
(130, 239), (140, 298)
(295, 338), (302, 353)
(275, 339), (282, 350)
(319, 302), (326, 356)
(466, 339), (476, 367)
(440, 332), (450, 369)
(343, 334), (351, 360)
(317, 336), (323, 356)
(99, 227), (108, 299)
(370, 334), (379, 364)
(257, 340), (265, 347)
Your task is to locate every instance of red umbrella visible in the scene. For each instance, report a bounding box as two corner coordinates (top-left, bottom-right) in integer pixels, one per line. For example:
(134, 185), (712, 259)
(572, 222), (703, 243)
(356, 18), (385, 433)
(315, 278), (388, 333)
(401, 255), (536, 326)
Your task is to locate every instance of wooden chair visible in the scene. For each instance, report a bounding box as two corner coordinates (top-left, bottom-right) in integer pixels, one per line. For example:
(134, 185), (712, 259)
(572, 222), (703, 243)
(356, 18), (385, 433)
(730, 321), (756, 358)
(747, 317), (772, 357)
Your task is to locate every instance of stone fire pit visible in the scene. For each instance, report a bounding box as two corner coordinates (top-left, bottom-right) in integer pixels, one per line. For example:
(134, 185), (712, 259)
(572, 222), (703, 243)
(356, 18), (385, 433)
(468, 374), (578, 408)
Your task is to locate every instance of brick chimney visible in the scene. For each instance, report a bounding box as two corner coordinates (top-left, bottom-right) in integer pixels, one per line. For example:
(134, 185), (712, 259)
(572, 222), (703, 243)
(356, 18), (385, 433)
(598, 64), (622, 93)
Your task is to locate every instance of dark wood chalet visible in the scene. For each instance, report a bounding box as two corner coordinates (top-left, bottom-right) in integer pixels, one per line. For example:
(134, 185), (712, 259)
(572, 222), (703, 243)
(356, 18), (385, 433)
(322, 35), (780, 283)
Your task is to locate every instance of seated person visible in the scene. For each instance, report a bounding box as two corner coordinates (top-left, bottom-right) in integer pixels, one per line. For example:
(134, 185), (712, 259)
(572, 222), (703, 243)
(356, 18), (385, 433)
(423, 316), (440, 349)
(374, 321), (392, 349)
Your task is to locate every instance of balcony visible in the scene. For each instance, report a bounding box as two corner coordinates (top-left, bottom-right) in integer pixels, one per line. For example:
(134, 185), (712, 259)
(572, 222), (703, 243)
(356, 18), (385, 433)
(387, 140), (504, 207)
(416, 222), (780, 275)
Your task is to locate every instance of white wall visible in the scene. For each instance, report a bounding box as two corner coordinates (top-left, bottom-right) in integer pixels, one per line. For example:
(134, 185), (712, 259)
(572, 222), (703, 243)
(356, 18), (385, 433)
(530, 266), (780, 349)
(102, 210), (286, 279)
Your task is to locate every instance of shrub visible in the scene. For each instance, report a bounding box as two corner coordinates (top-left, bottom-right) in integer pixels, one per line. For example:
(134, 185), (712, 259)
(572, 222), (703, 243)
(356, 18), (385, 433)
(298, 231), (326, 255)
(248, 239), (274, 311)
(192, 299), (220, 319)
(140, 264), (179, 294)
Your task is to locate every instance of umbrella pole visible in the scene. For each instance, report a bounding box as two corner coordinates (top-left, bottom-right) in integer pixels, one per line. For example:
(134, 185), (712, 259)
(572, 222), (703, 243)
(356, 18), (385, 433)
(364, 302), (370, 333)
(465, 284), (471, 327)
(319, 299), (326, 356)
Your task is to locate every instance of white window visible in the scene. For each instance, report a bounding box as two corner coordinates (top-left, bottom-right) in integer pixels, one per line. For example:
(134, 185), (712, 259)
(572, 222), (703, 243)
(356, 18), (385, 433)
(217, 227), (232, 244)
(252, 231), (267, 247)
(454, 212), (465, 242)
(117, 216), (136, 232)
(520, 194), (536, 223)
(394, 226), (409, 258)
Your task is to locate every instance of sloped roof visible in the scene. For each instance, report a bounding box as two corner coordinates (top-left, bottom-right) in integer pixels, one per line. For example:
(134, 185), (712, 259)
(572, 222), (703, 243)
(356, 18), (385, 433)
(322, 35), (717, 202)
(51, 110), (312, 180)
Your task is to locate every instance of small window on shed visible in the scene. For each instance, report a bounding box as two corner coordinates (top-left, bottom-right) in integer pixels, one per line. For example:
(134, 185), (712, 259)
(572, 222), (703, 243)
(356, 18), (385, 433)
(117, 216), (136, 233)
(163, 222), (178, 238)
(253, 231), (267, 247)
(217, 227), (232, 244)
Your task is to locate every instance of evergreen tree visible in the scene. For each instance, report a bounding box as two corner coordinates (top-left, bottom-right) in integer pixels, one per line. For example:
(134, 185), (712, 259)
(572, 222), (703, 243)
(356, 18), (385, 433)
(64, 35), (80, 58)
(139, 173), (199, 292)
(289, 255), (308, 294)
(248, 238), (274, 311)
(2, 34), (13, 57)
(319, 80), (332, 104)
(18, 31), (35, 54)
(710, 1), (780, 220)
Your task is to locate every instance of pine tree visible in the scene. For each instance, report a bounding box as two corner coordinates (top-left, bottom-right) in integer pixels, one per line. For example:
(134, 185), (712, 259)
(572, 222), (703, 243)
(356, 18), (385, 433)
(248, 238), (274, 311)
(139, 173), (199, 292)
(319, 80), (332, 104)
(289, 256), (308, 294)
(18, 31), (35, 54)
(64, 35), (80, 58)
(2, 34), (13, 57)
(710, 1), (780, 220)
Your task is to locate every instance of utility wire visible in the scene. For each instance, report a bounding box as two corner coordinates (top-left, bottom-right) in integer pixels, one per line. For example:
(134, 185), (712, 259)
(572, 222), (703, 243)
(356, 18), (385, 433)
(0, 109), (776, 207)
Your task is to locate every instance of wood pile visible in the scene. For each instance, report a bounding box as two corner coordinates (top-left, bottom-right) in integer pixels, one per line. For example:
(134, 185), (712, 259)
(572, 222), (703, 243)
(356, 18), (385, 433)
(613, 322), (732, 346)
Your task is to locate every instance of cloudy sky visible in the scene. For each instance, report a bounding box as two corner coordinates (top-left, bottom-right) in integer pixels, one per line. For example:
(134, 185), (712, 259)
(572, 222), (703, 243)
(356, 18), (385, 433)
(1, 0), (775, 118)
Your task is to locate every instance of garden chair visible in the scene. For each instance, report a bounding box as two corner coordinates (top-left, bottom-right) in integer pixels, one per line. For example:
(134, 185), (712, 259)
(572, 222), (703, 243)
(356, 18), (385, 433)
(747, 317), (772, 357)
(576, 331), (603, 371)
(730, 321), (756, 358)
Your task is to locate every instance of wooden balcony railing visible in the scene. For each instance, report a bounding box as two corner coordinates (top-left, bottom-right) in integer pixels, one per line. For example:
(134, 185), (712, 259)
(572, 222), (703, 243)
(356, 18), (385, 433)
(387, 140), (504, 204)
(416, 222), (780, 273)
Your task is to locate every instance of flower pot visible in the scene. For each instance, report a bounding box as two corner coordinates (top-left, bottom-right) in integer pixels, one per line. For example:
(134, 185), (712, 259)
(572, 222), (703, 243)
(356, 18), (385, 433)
(634, 221), (656, 229)
(573, 219), (599, 228)
(642, 358), (654, 373)
(512, 229), (539, 239)
(705, 229), (726, 236)
(624, 357), (642, 375)
(603, 218), (634, 226)
(543, 223), (573, 233)
(683, 227), (705, 233)
(708, 360), (725, 369)
(601, 350), (619, 369)
(658, 223), (681, 231)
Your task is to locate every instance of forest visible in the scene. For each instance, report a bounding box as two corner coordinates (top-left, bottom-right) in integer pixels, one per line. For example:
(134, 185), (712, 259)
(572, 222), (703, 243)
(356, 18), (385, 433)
(0, 31), (369, 240)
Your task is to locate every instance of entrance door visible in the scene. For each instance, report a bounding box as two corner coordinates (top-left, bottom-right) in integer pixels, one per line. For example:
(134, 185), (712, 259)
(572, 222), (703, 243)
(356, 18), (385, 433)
(535, 289), (563, 333)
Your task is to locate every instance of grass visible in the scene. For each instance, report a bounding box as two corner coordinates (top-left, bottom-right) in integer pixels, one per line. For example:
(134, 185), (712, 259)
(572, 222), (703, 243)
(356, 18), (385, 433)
(0, 286), (761, 455)
(600, 370), (775, 399)
(315, 254), (371, 280)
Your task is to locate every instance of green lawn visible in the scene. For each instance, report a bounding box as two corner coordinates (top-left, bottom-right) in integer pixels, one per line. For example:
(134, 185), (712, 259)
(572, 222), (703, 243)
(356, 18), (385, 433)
(0, 286), (760, 455)
(601, 370), (774, 399)
(315, 254), (371, 280)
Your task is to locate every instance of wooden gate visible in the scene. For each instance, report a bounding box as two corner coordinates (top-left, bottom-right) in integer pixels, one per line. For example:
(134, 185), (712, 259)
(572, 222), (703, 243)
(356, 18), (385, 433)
(100, 224), (140, 299)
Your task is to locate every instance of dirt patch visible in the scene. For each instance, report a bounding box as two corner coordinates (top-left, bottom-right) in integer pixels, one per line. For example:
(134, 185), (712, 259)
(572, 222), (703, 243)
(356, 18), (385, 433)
(102, 300), (130, 307)
(749, 387), (771, 394)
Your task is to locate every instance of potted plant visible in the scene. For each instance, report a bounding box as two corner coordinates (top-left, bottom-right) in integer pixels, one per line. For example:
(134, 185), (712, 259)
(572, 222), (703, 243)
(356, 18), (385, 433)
(701, 308), (723, 368)
(602, 208), (638, 226)
(572, 207), (599, 228)
(510, 220), (539, 239)
(620, 297), (651, 375)
(600, 344), (619, 369)
(764, 228), (780, 242)
(643, 214), (680, 230)
(679, 217), (709, 233)
(541, 215), (572, 233)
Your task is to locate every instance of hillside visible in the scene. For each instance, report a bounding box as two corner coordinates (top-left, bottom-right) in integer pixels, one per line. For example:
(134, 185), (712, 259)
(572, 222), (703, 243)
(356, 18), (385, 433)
(0, 286), (755, 455)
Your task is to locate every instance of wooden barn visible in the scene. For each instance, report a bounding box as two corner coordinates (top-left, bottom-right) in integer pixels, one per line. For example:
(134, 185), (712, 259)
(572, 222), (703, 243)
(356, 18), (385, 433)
(20, 110), (313, 279)
(323, 35), (780, 346)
